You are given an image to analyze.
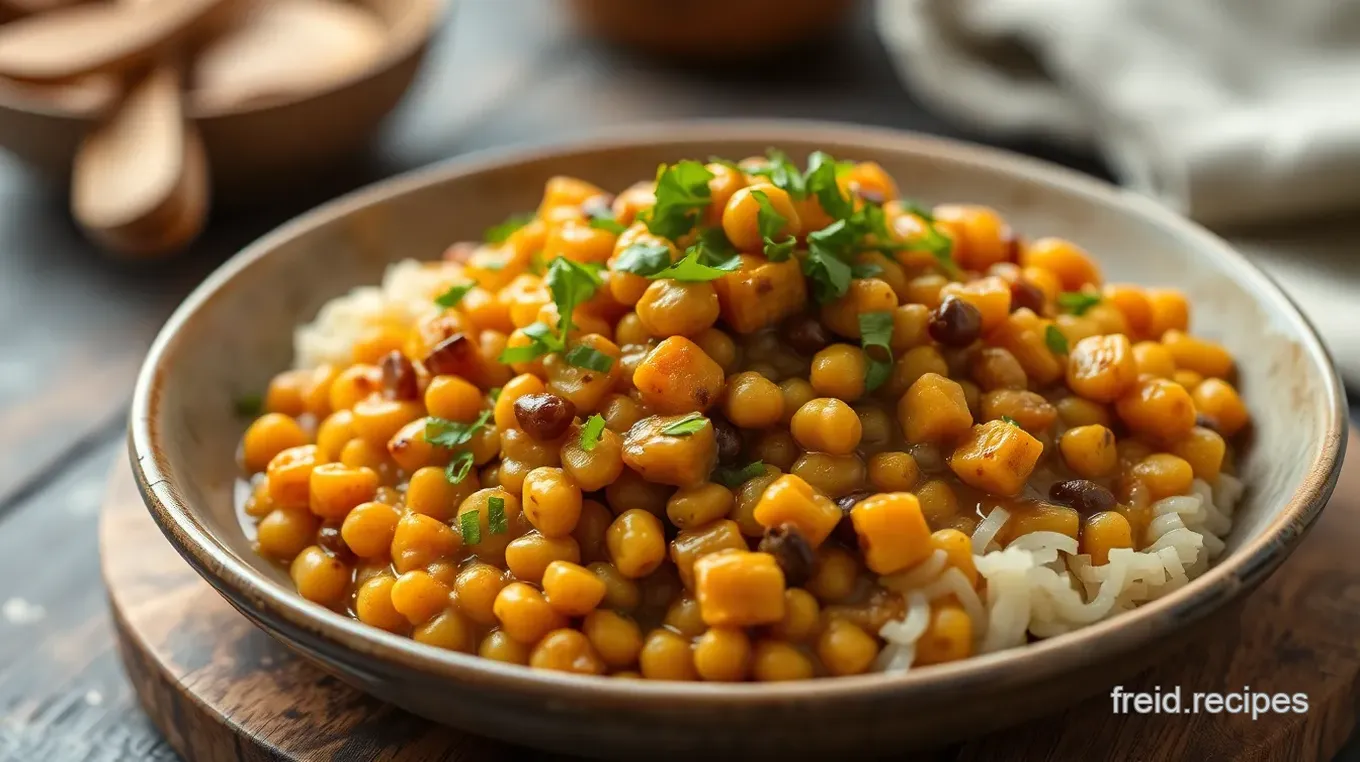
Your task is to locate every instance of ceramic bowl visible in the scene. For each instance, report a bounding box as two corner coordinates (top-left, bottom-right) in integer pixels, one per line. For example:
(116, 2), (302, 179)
(0, 0), (445, 200)
(129, 122), (1348, 759)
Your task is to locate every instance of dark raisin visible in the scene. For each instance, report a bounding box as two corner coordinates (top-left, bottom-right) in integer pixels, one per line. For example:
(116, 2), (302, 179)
(712, 417), (743, 465)
(832, 490), (872, 546)
(380, 350), (419, 400)
(851, 185), (886, 206)
(514, 393), (577, 441)
(423, 333), (478, 378)
(785, 315), (832, 356)
(928, 296), (983, 347)
(1009, 278), (1046, 314)
(1048, 479), (1117, 514)
(316, 524), (355, 564)
(758, 523), (816, 587)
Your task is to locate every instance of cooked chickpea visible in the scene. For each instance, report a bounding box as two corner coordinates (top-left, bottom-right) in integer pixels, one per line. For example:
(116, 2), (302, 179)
(790, 398), (862, 456)
(639, 629), (697, 680)
(289, 546), (351, 606)
(809, 344), (868, 402)
(637, 280), (720, 338)
(529, 629), (606, 675)
(723, 184), (800, 253)
(1192, 378), (1249, 437)
(479, 630), (532, 665)
(505, 532), (581, 584)
(243, 413), (310, 474)
(817, 619), (879, 676)
(752, 640), (814, 681)
(583, 609), (643, 668)
(494, 582), (567, 644)
(693, 628), (752, 682)
(1060, 424), (1118, 479)
(722, 371), (785, 428)
(606, 509), (667, 579)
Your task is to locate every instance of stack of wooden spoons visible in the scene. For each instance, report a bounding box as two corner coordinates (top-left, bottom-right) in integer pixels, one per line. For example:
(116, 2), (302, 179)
(0, 0), (390, 256)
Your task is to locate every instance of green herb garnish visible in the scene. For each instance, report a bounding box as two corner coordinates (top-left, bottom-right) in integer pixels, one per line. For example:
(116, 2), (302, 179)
(661, 413), (709, 437)
(1045, 325), (1069, 355)
(488, 496), (508, 535)
(580, 414), (607, 452)
(460, 509), (482, 545)
(745, 149), (806, 198)
(565, 345), (615, 372)
(850, 262), (883, 279)
(425, 409), (493, 450)
(434, 283), (474, 309)
(858, 311), (895, 392)
(750, 189), (796, 261)
(488, 387), (502, 403)
(545, 257), (603, 344)
(1000, 415), (1020, 428)
(484, 213), (533, 244)
(613, 242), (673, 278)
(642, 160), (713, 240)
(445, 451), (475, 484)
(587, 214), (627, 235)
(233, 393), (262, 418)
(651, 246), (741, 282)
(712, 461), (766, 488)
(803, 219), (857, 303)
(804, 151), (854, 221)
(1057, 291), (1101, 316)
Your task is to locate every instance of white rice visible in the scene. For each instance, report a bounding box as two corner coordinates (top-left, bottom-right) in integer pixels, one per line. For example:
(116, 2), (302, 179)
(877, 475), (1243, 670)
(293, 259), (467, 369)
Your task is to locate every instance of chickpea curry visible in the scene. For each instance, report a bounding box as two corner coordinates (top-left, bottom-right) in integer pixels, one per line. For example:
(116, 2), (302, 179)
(238, 149), (1250, 681)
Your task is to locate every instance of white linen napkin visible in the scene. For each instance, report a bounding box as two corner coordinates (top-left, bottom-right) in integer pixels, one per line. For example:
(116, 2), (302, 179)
(877, 0), (1360, 227)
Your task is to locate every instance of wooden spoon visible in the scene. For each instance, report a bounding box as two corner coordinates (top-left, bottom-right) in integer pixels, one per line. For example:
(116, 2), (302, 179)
(71, 63), (208, 256)
(191, 0), (386, 112)
(0, 0), (235, 82)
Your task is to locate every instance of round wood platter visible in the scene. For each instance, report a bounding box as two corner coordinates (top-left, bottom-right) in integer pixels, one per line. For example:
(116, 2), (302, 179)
(103, 435), (1360, 762)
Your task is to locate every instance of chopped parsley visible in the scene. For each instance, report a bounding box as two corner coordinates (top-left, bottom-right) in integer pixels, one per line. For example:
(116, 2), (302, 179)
(460, 509), (481, 545)
(744, 149), (806, 198)
(661, 413), (709, 437)
(499, 256), (604, 363)
(488, 387), (502, 403)
(434, 283), (474, 309)
(1057, 291), (1101, 316)
(642, 160), (713, 240)
(579, 414), (607, 451)
(587, 213), (627, 235)
(445, 451), (475, 484)
(651, 245), (741, 282)
(850, 261), (884, 279)
(1045, 324), (1069, 355)
(487, 496), (508, 535)
(612, 242), (673, 278)
(712, 461), (766, 488)
(858, 311), (895, 392)
(804, 151), (854, 221)
(545, 256), (603, 343)
(803, 219), (857, 303)
(484, 213), (533, 244)
(565, 345), (614, 372)
(233, 393), (262, 418)
(425, 409), (493, 450)
(1000, 415), (1020, 428)
(896, 202), (959, 278)
(750, 189), (796, 261)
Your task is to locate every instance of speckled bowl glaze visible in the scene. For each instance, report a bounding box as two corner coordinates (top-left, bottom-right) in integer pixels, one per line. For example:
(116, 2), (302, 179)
(129, 122), (1347, 759)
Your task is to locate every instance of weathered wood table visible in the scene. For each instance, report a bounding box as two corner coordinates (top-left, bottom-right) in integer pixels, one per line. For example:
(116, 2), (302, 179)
(1, 2), (1355, 760)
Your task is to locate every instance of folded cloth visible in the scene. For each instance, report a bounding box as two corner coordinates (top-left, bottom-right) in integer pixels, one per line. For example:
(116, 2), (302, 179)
(877, 0), (1360, 227)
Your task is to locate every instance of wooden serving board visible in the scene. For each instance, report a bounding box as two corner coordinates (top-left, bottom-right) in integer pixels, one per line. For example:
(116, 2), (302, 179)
(102, 435), (1360, 762)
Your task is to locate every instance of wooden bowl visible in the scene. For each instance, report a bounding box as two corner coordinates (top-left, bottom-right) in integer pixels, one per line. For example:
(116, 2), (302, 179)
(128, 122), (1348, 759)
(566, 0), (857, 60)
(0, 0), (445, 200)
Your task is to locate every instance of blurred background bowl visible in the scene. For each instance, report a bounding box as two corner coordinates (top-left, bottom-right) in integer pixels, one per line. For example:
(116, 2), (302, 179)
(0, 0), (446, 202)
(567, 0), (857, 61)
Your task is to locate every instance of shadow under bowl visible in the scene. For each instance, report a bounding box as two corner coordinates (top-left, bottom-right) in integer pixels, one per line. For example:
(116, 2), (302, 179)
(129, 121), (1347, 759)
